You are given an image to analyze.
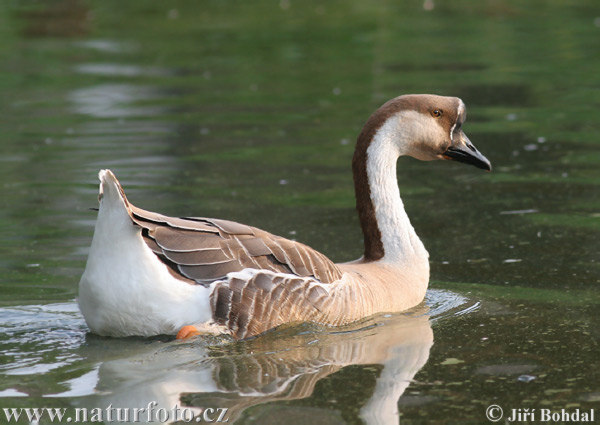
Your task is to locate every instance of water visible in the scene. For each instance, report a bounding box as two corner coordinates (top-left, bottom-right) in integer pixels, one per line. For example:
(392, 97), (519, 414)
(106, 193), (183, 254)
(0, 0), (598, 423)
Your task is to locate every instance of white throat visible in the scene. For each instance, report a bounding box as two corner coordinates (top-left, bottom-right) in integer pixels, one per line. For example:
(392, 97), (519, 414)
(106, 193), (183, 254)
(365, 115), (429, 264)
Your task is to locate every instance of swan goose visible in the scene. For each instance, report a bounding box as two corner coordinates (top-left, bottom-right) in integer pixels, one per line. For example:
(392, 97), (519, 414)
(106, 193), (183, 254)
(78, 94), (491, 340)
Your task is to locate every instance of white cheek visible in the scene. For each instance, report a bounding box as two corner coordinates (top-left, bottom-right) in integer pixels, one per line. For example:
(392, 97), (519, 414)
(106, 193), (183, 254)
(393, 111), (448, 160)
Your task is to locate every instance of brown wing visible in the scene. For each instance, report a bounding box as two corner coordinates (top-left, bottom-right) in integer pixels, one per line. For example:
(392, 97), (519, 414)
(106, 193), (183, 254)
(128, 204), (343, 286)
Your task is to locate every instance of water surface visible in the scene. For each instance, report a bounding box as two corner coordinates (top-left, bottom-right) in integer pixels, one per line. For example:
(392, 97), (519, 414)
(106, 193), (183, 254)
(0, 1), (598, 423)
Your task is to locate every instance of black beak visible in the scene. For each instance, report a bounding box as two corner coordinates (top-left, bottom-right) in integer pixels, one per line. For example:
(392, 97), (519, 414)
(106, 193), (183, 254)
(442, 131), (492, 171)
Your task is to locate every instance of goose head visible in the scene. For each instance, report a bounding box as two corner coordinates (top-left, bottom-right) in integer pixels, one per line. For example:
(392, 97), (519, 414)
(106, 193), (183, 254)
(359, 94), (491, 171)
(352, 94), (491, 262)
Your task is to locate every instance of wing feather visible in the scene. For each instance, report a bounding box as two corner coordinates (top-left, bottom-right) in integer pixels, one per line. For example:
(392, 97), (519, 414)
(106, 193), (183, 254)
(162, 249), (232, 266)
(128, 205), (343, 285)
(178, 260), (241, 282)
(153, 227), (221, 252)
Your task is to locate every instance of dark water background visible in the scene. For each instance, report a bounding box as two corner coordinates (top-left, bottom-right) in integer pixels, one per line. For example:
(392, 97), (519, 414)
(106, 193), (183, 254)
(0, 1), (598, 423)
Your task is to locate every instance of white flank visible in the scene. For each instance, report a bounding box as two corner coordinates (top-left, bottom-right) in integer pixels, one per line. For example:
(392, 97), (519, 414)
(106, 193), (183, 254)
(78, 170), (213, 337)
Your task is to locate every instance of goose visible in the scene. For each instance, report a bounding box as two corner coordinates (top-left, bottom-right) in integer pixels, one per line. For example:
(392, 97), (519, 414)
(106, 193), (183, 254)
(78, 94), (491, 340)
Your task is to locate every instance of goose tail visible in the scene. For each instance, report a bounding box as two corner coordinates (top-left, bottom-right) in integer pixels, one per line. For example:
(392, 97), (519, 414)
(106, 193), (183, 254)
(98, 169), (130, 211)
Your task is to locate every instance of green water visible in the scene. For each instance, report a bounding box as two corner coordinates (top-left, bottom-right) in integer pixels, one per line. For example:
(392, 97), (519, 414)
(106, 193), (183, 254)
(0, 1), (598, 424)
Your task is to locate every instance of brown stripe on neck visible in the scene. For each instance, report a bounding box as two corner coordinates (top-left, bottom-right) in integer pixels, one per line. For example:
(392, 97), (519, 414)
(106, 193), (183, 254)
(352, 135), (383, 261)
(352, 100), (400, 260)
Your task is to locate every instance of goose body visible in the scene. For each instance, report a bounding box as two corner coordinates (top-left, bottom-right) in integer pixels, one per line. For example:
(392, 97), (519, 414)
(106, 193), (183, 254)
(78, 94), (491, 339)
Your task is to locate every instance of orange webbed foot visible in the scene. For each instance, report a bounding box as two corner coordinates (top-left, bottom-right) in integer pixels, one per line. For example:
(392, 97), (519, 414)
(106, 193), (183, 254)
(176, 325), (201, 340)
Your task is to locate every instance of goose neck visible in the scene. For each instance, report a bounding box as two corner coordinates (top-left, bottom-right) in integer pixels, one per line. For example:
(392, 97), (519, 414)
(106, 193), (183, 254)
(352, 118), (428, 263)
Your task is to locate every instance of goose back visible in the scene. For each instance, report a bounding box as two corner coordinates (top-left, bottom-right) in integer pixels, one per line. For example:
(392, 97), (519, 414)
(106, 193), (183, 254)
(128, 204), (344, 286)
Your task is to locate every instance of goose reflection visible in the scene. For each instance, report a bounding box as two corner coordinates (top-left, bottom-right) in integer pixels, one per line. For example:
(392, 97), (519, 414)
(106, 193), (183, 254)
(75, 305), (433, 425)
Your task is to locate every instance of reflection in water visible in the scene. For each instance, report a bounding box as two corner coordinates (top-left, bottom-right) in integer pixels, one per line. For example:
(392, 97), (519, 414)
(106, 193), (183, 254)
(0, 303), (86, 376)
(73, 39), (139, 54)
(17, 0), (90, 38)
(67, 84), (173, 118)
(73, 306), (435, 424)
(0, 290), (474, 423)
(74, 64), (174, 78)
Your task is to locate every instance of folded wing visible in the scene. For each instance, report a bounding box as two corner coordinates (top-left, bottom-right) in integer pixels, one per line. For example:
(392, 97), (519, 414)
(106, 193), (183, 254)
(128, 204), (344, 286)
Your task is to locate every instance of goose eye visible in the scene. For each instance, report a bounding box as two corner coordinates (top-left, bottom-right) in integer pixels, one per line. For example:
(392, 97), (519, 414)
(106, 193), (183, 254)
(432, 109), (443, 118)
